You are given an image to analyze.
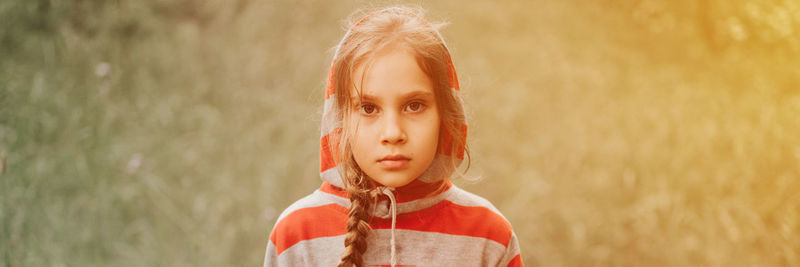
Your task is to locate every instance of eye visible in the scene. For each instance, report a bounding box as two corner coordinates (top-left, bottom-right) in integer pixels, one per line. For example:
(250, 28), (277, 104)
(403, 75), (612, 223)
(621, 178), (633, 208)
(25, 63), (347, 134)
(405, 101), (426, 113)
(360, 103), (378, 115)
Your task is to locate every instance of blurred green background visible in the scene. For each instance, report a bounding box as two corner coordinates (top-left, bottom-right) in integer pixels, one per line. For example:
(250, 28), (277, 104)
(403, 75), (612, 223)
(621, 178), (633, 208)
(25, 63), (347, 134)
(2, 0), (799, 266)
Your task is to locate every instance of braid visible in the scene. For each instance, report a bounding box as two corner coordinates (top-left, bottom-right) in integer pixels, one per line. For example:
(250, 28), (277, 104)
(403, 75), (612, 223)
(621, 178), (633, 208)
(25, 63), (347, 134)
(338, 175), (374, 267)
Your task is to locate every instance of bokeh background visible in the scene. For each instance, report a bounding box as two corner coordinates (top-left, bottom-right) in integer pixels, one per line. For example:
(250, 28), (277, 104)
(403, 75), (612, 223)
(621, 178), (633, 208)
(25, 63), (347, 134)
(2, 0), (799, 266)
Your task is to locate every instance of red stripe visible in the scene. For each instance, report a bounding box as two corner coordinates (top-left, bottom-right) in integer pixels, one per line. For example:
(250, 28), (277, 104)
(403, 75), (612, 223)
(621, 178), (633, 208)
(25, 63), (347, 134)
(507, 254), (523, 267)
(446, 54), (460, 91)
(370, 200), (513, 246)
(319, 182), (348, 198)
(438, 127), (453, 156)
(269, 204), (348, 255)
(438, 124), (467, 159)
(319, 129), (342, 172)
(390, 179), (451, 202)
(319, 180), (452, 203)
(324, 62), (336, 99)
(270, 200), (513, 255)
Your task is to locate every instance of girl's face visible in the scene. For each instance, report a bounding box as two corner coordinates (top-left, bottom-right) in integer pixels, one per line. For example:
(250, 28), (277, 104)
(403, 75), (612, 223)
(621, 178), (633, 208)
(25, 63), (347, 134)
(348, 46), (440, 188)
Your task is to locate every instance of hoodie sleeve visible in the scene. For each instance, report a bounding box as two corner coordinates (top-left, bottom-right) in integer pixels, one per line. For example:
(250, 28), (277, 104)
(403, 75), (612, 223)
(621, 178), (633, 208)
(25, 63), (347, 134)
(500, 232), (524, 267)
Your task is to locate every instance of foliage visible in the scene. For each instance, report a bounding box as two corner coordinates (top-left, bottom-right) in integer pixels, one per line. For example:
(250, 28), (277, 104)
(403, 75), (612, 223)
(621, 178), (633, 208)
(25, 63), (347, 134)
(1, 0), (798, 266)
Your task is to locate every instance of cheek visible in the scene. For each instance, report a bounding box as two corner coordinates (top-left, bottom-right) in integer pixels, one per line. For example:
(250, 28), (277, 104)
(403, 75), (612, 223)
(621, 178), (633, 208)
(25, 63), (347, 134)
(348, 119), (374, 156)
(419, 111), (441, 152)
(351, 131), (369, 152)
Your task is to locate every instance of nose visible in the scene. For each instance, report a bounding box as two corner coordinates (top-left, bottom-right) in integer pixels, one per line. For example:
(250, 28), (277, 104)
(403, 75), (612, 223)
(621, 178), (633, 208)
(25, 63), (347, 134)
(380, 112), (407, 145)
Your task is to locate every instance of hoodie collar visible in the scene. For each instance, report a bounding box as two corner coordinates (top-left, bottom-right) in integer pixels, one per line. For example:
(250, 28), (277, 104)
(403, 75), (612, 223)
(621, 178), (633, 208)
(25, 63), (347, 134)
(319, 179), (453, 217)
(321, 179), (450, 203)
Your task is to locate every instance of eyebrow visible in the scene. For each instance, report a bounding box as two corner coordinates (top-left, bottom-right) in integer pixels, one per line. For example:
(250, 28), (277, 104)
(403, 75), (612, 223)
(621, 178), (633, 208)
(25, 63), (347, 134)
(352, 90), (434, 102)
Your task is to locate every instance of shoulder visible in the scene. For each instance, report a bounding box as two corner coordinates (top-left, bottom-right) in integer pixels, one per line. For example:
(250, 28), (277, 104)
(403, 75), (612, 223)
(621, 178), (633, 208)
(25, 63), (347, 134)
(446, 186), (504, 214)
(274, 190), (345, 222)
(440, 185), (516, 247)
(268, 190), (348, 255)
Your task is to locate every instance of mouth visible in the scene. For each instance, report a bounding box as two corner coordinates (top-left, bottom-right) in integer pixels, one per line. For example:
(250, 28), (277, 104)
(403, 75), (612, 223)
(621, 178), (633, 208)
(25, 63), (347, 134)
(377, 155), (411, 170)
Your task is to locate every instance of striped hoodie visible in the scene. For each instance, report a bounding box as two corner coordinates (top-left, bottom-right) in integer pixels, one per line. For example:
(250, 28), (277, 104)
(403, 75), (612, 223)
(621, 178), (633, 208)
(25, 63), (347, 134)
(264, 7), (522, 267)
(264, 180), (523, 266)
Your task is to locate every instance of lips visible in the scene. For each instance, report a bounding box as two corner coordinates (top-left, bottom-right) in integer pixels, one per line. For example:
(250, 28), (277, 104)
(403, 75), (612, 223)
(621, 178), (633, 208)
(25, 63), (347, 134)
(377, 155), (411, 170)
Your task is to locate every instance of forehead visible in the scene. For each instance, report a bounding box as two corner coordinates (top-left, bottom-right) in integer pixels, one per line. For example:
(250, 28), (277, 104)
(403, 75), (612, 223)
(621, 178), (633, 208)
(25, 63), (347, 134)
(350, 45), (434, 99)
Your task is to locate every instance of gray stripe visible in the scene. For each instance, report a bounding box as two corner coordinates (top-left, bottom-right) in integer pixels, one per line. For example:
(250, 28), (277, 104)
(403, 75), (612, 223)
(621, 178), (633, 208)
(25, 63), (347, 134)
(365, 229), (508, 267)
(445, 185), (504, 216)
(275, 235), (345, 266)
(275, 190), (337, 222)
(263, 241), (277, 267)
(318, 186), (351, 208)
(320, 165), (345, 188)
(320, 95), (340, 137)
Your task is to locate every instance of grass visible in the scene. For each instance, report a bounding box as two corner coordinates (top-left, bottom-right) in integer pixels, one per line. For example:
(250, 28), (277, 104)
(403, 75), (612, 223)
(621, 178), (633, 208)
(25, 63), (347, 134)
(1, 0), (799, 266)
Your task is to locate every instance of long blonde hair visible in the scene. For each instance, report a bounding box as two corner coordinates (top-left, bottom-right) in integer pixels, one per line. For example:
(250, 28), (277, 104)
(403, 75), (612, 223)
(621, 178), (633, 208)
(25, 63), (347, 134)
(328, 6), (469, 266)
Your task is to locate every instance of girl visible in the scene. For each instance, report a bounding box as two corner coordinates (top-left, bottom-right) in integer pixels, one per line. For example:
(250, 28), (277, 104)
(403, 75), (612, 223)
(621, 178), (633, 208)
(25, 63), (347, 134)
(264, 6), (522, 267)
